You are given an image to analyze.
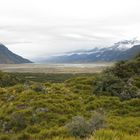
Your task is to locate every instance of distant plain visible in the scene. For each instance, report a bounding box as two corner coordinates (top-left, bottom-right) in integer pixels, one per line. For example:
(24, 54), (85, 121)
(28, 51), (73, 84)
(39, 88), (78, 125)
(0, 63), (114, 73)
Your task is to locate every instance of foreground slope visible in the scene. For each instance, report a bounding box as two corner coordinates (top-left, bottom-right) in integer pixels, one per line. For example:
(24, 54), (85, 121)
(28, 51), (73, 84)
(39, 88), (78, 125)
(0, 53), (139, 139)
(0, 43), (32, 64)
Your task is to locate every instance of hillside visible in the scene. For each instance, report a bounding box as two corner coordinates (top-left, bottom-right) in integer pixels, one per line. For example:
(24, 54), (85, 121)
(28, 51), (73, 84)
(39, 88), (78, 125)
(93, 52), (140, 99)
(0, 53), (139, 139)
(43, 39), (140, 63)
(0, 43), (32, 64)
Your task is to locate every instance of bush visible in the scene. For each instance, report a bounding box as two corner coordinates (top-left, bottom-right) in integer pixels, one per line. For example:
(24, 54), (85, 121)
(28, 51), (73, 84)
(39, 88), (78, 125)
(94, 74), (125, 96)
(93, 73), (140, 100)
(31, 83), (47, 93)
(0, 71), (22, 87)
(89, 111), (106, 131)
(66, 116), (90, 138)
(66, 112), (106, 138)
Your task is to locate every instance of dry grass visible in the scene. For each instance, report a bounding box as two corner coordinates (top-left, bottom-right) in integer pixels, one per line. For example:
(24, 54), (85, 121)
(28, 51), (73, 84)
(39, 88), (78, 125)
(52, 129), (140, 140)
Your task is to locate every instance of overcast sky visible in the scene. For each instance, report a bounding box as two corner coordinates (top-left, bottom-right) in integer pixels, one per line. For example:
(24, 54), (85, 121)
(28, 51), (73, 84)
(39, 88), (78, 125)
(0, 0), (140, 59)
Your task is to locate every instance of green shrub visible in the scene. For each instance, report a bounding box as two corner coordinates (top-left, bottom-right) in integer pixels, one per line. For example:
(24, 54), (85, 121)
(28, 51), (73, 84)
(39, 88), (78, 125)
(16, 133), (31, 140)
(31, 83), (47, 93)
(93, 74), (125, 97)
(26, 125), (40, 134)
(0, 71), (22, 87)
(0, 135), (10, 140)
(93, 129), (140, 140)
(93, 73), (140, 100)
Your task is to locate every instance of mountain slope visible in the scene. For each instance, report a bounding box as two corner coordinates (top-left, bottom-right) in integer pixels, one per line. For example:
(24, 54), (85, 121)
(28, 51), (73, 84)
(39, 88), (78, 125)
(0, 43), (32, 64)
(43, 39), (140, 63)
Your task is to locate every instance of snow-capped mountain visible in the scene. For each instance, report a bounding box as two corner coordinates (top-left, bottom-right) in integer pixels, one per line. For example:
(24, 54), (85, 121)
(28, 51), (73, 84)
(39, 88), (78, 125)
(40, 39), (140, 63)
(109, 39), (140, 51)
(62, 38), (140, 55)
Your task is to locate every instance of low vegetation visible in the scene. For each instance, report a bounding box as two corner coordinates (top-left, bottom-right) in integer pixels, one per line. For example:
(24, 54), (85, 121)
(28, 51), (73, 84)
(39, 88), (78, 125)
(0, 55), (140, 139)
(94, 55), (140, 99)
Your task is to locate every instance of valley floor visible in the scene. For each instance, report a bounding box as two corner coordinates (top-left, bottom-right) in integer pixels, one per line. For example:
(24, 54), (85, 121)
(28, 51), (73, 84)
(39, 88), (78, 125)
(0, 63), (113, 73)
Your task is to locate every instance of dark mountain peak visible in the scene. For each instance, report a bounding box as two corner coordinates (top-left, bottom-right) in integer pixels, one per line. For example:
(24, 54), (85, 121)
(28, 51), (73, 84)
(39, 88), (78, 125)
(0, 43), (32, 64)
(0, 43), (8, 50)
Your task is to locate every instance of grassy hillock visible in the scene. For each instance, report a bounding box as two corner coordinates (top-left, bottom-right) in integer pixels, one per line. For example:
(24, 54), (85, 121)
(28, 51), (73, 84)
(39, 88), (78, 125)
(0, 55), (140, 140)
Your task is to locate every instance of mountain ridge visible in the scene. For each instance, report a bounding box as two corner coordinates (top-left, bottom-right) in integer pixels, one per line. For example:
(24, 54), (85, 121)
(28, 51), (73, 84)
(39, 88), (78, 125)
(42, 39), (140, 63)
(0, 43), (32, 64)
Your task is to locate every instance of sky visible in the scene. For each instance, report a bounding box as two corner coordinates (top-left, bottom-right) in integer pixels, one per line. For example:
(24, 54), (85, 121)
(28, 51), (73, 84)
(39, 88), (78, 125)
(0, 0), (140, 60)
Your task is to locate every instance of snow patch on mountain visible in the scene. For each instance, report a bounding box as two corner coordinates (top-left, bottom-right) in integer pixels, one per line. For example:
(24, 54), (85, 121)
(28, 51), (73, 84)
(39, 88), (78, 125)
(111, 39), (140, 51)
(65, 39), (140, 55)
(38, 38), (140, 63)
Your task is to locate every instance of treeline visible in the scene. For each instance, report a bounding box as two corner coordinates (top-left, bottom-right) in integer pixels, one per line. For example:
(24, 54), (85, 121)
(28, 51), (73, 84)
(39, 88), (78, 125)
(0, 71), (23, 87)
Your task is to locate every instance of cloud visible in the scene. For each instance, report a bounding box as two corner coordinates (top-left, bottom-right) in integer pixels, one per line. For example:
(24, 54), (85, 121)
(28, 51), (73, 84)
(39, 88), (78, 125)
(0, 0), (140, 59)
